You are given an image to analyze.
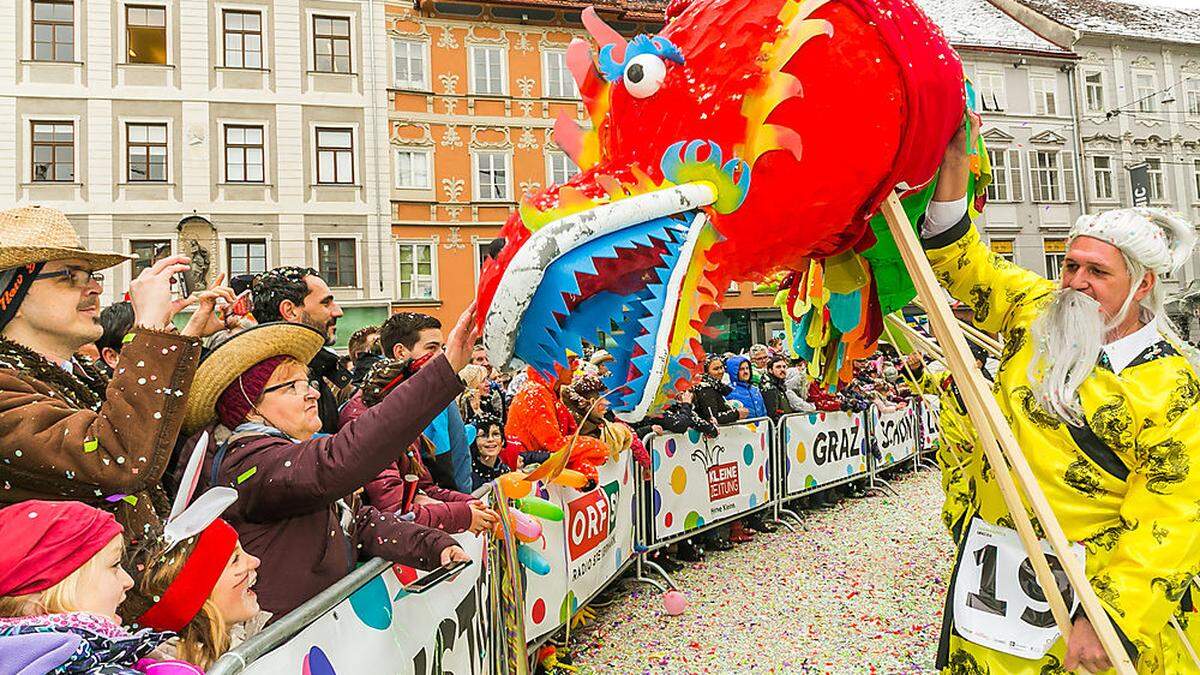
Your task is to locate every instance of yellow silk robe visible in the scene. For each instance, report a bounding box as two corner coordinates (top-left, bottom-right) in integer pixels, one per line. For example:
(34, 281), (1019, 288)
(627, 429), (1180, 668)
(914, 368), (982, 544)
(926, 219), (1200, 674)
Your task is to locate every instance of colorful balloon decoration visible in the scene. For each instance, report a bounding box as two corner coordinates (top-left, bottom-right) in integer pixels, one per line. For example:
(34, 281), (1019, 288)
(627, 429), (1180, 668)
(477, 0), (973, 421)
(517, 543), (552, 576)
(515, 496), (565, 522)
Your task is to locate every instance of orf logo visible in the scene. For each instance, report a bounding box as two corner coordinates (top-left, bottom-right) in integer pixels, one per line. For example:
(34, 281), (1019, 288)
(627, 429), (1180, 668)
(566, 481), (617, 561)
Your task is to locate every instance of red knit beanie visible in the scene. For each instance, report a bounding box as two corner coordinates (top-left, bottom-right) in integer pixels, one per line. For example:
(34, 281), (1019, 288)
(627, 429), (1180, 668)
(215, 355), (287, 428)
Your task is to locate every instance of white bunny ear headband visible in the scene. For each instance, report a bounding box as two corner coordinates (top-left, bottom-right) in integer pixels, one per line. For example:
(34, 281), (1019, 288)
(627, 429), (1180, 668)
(162, 431), (238, 553)
(1070, 208), (1197, 275)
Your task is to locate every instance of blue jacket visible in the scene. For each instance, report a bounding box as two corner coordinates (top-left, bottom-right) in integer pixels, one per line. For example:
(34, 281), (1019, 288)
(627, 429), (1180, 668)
(724, 355), (767, 419)
(423, 404), (474, 493)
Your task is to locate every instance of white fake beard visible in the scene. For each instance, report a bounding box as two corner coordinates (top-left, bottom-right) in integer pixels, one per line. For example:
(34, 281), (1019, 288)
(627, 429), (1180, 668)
(1028, 289), (1113, 426)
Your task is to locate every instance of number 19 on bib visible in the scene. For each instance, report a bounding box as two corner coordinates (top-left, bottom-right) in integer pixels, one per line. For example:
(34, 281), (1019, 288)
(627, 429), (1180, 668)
(952, 518), (1086, 660)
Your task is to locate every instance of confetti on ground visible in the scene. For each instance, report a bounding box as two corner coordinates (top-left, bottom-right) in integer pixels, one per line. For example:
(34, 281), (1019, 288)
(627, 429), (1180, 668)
(572, 468), (953, 674)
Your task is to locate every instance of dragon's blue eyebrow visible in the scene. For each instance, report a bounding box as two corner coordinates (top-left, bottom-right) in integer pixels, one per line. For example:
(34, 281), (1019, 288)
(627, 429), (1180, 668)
(597, 34), (685, 83)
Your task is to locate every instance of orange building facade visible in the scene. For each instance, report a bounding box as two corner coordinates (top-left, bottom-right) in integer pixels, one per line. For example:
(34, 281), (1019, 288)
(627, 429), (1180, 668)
(384, 0), (777, 347)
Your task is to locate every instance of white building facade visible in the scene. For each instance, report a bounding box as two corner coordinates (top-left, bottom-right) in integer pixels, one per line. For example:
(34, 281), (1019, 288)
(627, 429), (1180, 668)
(0, 0), (396, 345)
(991, 0), (1200, 332)
(921, 0), (1086, 281)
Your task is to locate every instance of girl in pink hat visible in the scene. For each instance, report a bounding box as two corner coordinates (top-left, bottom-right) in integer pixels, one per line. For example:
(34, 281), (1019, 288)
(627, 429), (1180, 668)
(0, 500), (201, 674)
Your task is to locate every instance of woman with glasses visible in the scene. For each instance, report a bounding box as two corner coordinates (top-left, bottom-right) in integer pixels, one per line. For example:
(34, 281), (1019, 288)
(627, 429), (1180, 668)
(171, 316), (477, 621)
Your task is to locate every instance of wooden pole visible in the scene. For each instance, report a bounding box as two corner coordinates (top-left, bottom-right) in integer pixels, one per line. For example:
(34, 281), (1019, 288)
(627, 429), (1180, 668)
(881, 194), (1135, 674)
(884, 313), (947, 363)
(912, 298), (1003, 356)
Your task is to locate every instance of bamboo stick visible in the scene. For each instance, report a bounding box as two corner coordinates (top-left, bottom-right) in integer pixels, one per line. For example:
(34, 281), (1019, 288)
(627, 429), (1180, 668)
(881, 193), (1134, 674)
(913, 298), (1003, 356)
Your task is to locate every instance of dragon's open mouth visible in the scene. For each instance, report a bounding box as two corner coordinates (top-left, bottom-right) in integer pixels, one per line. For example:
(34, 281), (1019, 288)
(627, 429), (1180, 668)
(484, 182), (719, 421)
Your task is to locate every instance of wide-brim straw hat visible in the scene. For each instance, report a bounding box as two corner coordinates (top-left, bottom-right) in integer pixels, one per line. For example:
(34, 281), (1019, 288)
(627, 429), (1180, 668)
(0, 205), (134, 271)
(183, 322), (326, 434)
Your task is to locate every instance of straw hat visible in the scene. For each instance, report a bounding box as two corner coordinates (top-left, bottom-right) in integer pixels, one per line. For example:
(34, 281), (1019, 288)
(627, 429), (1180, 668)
(182, 322), (326, 434)
(0, 206), (133, 271)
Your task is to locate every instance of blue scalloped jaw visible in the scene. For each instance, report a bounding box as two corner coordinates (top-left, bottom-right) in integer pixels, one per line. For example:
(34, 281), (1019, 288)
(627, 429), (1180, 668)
(513, 210), (704, 416)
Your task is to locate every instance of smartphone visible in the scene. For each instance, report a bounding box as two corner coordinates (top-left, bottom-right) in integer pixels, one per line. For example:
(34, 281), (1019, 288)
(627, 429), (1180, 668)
(227, 289), (253, 317)
(175, 270), (196, 298)
(403, 559), (471, 594)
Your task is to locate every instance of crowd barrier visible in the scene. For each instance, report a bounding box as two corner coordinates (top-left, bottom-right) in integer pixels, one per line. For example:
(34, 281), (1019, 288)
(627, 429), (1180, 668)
(209, 397), (945, 674)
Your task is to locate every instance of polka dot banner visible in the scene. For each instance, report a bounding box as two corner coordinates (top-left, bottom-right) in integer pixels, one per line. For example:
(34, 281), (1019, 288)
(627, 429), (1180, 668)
(779, 411), (869, 497)
(647, 420), (771, 541)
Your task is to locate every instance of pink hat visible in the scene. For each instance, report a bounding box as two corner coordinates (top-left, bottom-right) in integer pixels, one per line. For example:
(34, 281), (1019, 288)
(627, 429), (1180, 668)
(215, 355), (287, 429)
(0, 501), (123, 597)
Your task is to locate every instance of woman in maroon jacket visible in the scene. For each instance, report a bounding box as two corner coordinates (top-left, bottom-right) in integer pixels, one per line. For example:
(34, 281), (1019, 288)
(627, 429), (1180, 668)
(176, 310), (478, 620)
(348, 355), (499, 535)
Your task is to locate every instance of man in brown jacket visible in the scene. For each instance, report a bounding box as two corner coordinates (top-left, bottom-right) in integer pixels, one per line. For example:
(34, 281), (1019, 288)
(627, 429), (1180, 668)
(0, 206), (230, 550)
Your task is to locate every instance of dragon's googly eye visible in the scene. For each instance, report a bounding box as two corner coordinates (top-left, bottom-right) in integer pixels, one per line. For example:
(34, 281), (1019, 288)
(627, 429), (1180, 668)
(623, 53), (667, 98)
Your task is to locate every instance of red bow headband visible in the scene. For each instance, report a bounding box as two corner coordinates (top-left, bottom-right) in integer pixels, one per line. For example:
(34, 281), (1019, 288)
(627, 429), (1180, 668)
(136, 519), (238, 633)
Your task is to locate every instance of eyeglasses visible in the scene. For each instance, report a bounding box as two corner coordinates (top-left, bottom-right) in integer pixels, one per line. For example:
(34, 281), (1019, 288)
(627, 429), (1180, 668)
(260, 378), (317, 397)
(34, 267), (104, 288)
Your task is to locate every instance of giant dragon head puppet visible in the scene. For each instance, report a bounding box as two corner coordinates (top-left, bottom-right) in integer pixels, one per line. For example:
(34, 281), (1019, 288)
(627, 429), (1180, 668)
(478, 0), (978, 422)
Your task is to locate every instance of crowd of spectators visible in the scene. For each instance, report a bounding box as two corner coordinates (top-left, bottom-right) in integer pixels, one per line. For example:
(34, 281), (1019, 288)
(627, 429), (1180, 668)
(0, 206), (939, 672)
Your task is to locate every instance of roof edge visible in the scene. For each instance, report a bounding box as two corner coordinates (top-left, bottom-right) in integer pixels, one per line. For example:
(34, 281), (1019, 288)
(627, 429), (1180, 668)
(954, 43), (1079, 59)
(984, 0), (1080, 49)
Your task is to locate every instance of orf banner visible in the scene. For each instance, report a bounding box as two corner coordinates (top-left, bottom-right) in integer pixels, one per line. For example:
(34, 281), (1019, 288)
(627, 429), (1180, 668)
(1128, 162), (1150, 207)
(920, 395), (942, 451)
(239, 534), (489, 675)
(522, 453), (636, 642)
(873, 407), (918, 468)
(648, 420), (772, 541)
(780, 411), (868, 496)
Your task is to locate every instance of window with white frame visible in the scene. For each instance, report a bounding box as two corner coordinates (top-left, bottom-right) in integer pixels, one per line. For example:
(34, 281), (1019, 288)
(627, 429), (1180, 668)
(1146, 157), (1166, 201)
(984, 151), (1012, 204)
(470, 45), (505, 95)
(31, 121), (74, 182)
(1134, 72), (1158, 113)
(1186, 79), (1200, 118)
(543, 50), (577, 99)
(312, 15), (351, 73)
(32, 0), (74, 62)
(1043, 239), (1066, 281)
(396, 241), (435, 300)
(1084, 71), (1105, 113)
(394, 148), (431, 189)
(1091, 155), (1114, 201)
(975, 68), (1006, 111)
(317, 238), (357, 287)
(222, 10), (262, 69)
(546, 151), (579, 186)
(392, 39), (426, 89)
(985, 148), (1017, 202)
(1029, 149), (1076, 203)
(224, 125), (264, 183)
(126, 5), (167, 64)
(227, 239), (267, 276)
(474, 151), (509, 201)
(315, 127), (354, 184)
(126, 122), (168, 182)
(1030, 73), (1058, 116)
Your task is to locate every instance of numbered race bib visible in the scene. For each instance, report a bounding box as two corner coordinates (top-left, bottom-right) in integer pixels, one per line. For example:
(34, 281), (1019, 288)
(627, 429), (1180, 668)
(952, 518), (1086, 660)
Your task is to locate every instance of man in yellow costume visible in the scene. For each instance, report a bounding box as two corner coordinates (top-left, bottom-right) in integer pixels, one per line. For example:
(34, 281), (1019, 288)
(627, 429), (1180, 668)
(905, 348), (987, 545)
(924, 122), (1200, 674)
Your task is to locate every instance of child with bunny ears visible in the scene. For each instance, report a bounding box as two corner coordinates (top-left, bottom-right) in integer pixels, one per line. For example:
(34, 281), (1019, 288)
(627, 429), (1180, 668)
(126, 432), (268, 670)
(0, 500), (202, 674)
